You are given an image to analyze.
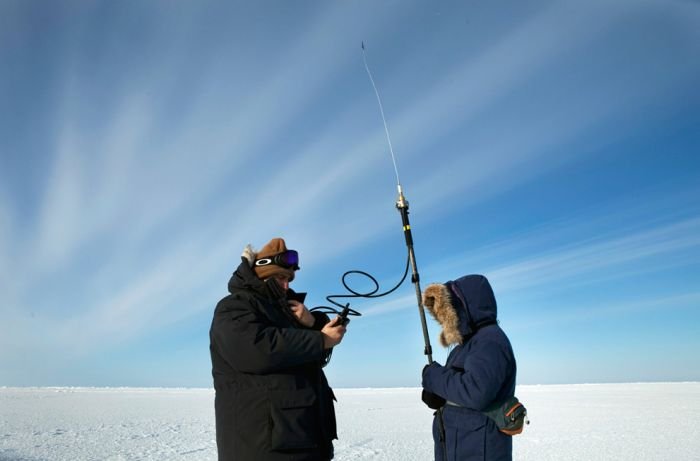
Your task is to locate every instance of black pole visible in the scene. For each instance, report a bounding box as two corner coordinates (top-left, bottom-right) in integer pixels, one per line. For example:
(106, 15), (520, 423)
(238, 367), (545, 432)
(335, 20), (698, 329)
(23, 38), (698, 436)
(395, 188), (433, 363)
(395, 187), (448, 461)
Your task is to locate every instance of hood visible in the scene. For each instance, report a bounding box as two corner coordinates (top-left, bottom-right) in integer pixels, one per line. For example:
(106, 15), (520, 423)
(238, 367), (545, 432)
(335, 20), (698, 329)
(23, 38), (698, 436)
(228, 257), (266, 294)
(423, 274), (497, 347)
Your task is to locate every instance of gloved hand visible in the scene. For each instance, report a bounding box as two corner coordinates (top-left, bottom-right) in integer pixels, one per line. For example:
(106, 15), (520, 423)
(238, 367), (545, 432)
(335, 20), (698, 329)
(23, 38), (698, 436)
(422, 362), (441, 382)
(421, 362), (445, 409)
(421, 389), (446, 409)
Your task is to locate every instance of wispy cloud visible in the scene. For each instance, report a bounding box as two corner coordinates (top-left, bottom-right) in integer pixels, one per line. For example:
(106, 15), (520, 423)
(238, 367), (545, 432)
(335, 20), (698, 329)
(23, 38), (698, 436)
(13, 0), (698, 351)
(0, 189), (11, 282)
(406, 3), (700, 213)
(1, 2), (406, 359)
(486, 217), (700, 293)
(507, 291), (700, 331)
(1, 0), (698, 385)
(358, 210), (700, 319)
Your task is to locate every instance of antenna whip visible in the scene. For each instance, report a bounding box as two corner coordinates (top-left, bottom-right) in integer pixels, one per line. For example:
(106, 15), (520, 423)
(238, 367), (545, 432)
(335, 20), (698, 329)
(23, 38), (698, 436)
(362, 42), (402, 192)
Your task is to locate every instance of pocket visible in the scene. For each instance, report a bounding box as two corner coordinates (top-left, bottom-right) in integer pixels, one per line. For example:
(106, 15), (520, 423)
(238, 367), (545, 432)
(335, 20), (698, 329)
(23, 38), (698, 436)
(443, 407), (487, 461)
(269, 387), (318, 450)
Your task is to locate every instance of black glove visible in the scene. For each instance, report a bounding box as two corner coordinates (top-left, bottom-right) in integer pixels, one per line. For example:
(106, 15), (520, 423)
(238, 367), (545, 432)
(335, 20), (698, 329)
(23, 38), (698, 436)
(421, 389), (446, 409)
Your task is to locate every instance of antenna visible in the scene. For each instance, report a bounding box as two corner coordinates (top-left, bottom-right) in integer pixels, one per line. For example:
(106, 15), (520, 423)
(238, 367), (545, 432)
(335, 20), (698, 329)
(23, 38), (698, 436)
(361, 42), (402, 195)
(360, 42), (434, 363)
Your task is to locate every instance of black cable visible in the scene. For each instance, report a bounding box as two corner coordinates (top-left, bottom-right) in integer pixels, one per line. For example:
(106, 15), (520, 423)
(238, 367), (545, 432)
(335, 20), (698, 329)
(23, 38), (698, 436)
(310, 250), (410, 318)
(310, 251), (410, 367)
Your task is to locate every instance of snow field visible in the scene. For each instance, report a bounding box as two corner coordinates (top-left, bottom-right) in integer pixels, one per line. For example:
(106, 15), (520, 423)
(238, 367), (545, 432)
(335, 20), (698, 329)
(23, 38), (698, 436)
(1, 383), (699, 460)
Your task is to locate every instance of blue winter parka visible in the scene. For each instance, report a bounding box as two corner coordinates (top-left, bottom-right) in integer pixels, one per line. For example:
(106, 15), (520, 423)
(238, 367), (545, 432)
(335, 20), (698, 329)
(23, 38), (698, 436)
(422, 274), (516, 461)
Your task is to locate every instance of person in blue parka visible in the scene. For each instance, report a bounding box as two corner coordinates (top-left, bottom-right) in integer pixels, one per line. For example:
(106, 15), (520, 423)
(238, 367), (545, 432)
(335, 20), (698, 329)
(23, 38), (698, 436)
(421, 274), (517, 461)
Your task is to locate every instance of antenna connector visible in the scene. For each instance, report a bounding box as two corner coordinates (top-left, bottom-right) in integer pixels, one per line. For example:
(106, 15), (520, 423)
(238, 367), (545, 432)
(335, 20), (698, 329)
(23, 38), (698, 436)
(396, 185), (409, 210)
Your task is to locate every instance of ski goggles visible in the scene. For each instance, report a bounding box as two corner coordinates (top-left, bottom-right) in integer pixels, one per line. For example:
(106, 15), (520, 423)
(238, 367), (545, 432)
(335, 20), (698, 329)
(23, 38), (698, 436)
(254, 250), (299, 270)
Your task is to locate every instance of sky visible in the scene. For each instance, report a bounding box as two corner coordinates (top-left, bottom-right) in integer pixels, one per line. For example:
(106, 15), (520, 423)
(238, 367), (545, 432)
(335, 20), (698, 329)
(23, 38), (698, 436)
(0, 0), (699, 388)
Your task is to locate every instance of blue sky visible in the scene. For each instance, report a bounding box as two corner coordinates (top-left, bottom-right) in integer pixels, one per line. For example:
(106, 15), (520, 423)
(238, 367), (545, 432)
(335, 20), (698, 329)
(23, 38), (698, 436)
(1, 0), (699, 388)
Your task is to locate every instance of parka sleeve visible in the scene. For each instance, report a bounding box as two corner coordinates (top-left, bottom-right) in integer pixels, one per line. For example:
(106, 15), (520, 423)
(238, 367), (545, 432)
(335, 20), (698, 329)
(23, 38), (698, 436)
(210, 295), (325, 374)
(422, 336), (513, 410)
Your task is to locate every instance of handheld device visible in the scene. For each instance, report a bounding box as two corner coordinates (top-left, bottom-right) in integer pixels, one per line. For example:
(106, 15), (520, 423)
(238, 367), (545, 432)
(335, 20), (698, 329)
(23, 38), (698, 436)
(338, 305), (351, 326)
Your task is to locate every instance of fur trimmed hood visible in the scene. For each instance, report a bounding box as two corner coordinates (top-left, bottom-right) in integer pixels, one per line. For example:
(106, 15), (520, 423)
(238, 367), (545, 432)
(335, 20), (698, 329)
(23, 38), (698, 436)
(423, 274), (498, 347)
(423, 284), (462, 347)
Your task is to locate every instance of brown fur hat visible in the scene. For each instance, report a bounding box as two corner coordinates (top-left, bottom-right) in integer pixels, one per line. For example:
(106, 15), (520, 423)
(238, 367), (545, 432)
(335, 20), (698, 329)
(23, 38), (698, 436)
(253, 238), (296, 282)
(423, 283), (462, 347)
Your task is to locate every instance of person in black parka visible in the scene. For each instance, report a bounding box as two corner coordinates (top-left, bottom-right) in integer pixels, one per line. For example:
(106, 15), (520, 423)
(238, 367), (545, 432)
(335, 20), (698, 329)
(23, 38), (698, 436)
(210, 238), (347, 461)
(421, 274), (517, 461)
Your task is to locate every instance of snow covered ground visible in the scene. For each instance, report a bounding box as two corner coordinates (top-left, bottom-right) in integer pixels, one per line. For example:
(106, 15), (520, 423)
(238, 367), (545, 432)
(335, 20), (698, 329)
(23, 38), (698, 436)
(1, 383), (698, 460)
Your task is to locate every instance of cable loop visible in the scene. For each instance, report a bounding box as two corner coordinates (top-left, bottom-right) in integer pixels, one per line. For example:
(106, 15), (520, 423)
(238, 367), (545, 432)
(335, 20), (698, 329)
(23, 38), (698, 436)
(310, 251), (410, 317)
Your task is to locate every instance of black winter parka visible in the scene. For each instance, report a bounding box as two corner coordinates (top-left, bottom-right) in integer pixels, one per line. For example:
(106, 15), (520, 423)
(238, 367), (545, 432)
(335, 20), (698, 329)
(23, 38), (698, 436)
(210, 259), (337, 461)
